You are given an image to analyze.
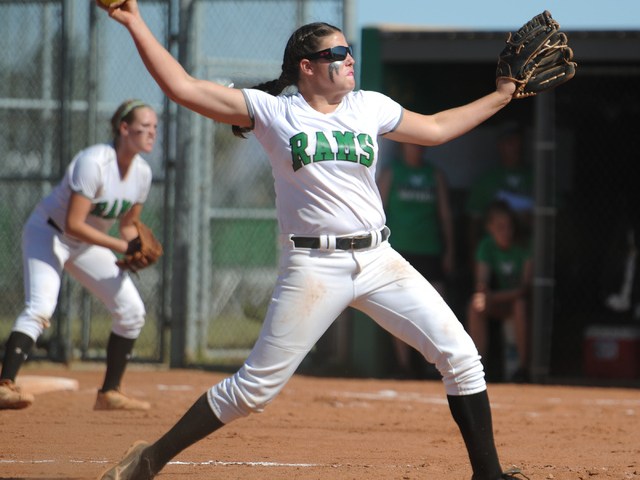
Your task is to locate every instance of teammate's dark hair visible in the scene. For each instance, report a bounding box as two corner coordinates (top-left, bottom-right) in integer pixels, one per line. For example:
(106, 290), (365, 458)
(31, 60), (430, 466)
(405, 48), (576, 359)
(232, 22), (342, 138)
(484, 199), (525, 245)
(485, 199), (515, 224)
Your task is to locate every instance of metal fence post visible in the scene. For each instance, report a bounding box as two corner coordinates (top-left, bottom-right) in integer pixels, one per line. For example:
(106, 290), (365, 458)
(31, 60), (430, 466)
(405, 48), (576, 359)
(170, 0), (195, 367)
(531, 91), (557, 382)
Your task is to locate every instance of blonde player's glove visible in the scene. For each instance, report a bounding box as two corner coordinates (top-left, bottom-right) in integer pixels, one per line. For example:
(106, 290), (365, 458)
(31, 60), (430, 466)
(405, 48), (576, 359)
(116, 219), (163, 272)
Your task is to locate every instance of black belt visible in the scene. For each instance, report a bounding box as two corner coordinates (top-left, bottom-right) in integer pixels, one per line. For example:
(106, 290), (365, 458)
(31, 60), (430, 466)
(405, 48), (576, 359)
(292, 226), (390, 250)
(47, 217), (63, 234)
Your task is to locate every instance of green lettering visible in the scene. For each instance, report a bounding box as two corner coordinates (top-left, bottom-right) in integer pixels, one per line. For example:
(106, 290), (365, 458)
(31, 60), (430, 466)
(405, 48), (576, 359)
(313, 132), (334, 162)
(333, 131), (357, 162)
(105, 200), (120, 219)
(91, 199), (133, 219)
(120, 200), (133, 217)
(357, 133), (375, 167)
(290, 133), (311, 172)
(91, 202), (107, 217)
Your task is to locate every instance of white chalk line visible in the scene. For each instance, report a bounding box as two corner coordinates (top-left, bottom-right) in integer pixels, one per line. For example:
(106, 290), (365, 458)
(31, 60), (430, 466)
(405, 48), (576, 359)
(335, 389), (640, 406)
(0, 459), (57, 464)
(171, 460), (336, 467)
(0, 458), (343, 468)
(157, 384), (195, 391)
(331, 390), (638, 418)
(333, 389), (449, 405)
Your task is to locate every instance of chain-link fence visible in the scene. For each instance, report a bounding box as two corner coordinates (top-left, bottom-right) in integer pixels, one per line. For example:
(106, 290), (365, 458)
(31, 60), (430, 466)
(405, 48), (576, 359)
(0, 0), (347, 368)
(170, 0), (347, 368)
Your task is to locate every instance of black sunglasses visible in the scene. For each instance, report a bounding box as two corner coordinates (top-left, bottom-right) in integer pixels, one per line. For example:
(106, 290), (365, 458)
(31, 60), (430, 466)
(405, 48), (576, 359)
(306, 45), (353, 61)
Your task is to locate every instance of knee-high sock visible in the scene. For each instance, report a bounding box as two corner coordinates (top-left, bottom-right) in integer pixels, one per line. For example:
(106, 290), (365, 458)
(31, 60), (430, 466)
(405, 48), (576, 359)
(1, 332), (35, 381)
(144, 393), (224, 474)
(448, 390), (503, 480)
(101, 333), (135, 392)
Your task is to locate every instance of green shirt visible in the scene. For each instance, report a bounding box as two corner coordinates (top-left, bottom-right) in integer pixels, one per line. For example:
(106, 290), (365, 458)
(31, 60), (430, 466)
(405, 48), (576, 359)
(476, 235), (531, 290)
(385, 161), (443, 255)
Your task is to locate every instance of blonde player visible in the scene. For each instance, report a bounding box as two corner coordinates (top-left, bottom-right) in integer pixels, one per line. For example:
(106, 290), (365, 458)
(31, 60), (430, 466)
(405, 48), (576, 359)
(0, 99), (157, 411)
(97, 1), (528, 479)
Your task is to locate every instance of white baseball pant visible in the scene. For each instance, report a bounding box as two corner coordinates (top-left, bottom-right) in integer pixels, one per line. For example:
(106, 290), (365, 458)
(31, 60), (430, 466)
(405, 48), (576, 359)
(208, 236), (485, 424)
(12, 208), (146, 342)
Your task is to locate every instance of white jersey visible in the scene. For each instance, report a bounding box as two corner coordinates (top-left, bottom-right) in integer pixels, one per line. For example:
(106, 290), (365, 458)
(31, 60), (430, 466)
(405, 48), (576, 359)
(242, 89), (403, 236)
(38, 143), (152, 235)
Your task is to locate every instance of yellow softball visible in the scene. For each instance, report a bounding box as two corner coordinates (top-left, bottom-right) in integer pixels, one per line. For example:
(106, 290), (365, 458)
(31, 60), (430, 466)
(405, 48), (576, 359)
(99, 0), (126, 7)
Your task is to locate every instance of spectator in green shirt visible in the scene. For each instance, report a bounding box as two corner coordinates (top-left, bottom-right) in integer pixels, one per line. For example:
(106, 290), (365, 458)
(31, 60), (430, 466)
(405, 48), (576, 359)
(467, 200), (532, 382)
(378, 143), (454, 378)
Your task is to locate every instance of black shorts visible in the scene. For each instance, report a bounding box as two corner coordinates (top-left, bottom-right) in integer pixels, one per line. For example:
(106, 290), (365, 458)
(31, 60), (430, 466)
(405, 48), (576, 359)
(401, 253), (446, 283)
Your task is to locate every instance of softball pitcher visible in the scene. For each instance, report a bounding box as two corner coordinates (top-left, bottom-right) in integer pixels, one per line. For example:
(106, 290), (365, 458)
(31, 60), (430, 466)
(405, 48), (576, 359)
(0, 99), (157, 411)
(98, 1), (528, 479)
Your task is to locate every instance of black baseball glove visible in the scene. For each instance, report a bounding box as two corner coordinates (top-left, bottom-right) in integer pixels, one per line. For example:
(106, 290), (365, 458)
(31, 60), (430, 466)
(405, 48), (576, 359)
(497, 10), (577, 98)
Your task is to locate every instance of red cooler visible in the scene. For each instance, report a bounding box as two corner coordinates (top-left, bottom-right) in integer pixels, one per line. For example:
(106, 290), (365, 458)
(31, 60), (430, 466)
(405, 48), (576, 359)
(583, 325), (640, 379)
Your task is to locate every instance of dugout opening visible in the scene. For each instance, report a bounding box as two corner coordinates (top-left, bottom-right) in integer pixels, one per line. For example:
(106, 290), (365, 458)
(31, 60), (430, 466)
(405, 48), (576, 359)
(323, 26), (640, 386)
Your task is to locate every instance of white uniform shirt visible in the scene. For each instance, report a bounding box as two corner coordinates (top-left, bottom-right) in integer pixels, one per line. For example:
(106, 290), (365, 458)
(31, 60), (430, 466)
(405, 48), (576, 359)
(39, 143), (152, 234)
(243, 89), (403, 236)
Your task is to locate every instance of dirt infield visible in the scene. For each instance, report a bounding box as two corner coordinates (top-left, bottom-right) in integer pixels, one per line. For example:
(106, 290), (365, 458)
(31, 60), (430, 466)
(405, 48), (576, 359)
(1, 362), (639, 480)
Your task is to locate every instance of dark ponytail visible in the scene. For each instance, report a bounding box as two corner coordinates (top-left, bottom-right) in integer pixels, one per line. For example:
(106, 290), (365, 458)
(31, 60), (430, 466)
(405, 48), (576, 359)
(232, 22), (342, 138)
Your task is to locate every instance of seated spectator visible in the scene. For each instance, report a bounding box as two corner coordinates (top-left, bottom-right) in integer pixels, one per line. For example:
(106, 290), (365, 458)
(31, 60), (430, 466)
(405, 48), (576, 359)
(466, 200), (532, 382)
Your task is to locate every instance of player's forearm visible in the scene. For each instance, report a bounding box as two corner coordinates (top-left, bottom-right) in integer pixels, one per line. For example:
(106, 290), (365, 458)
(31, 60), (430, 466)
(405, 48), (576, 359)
(125, 16), (192, 105)
(123, 14), (249, 126)
(438, 202), (454, 253)
(66, 221), (128, 253)
(389, 86), (514, 146)
(430, 89), (513, 144)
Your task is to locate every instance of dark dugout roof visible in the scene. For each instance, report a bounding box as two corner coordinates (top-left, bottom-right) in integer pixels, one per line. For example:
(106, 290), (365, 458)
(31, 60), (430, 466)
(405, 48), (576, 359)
(364, 26), (640, 63)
